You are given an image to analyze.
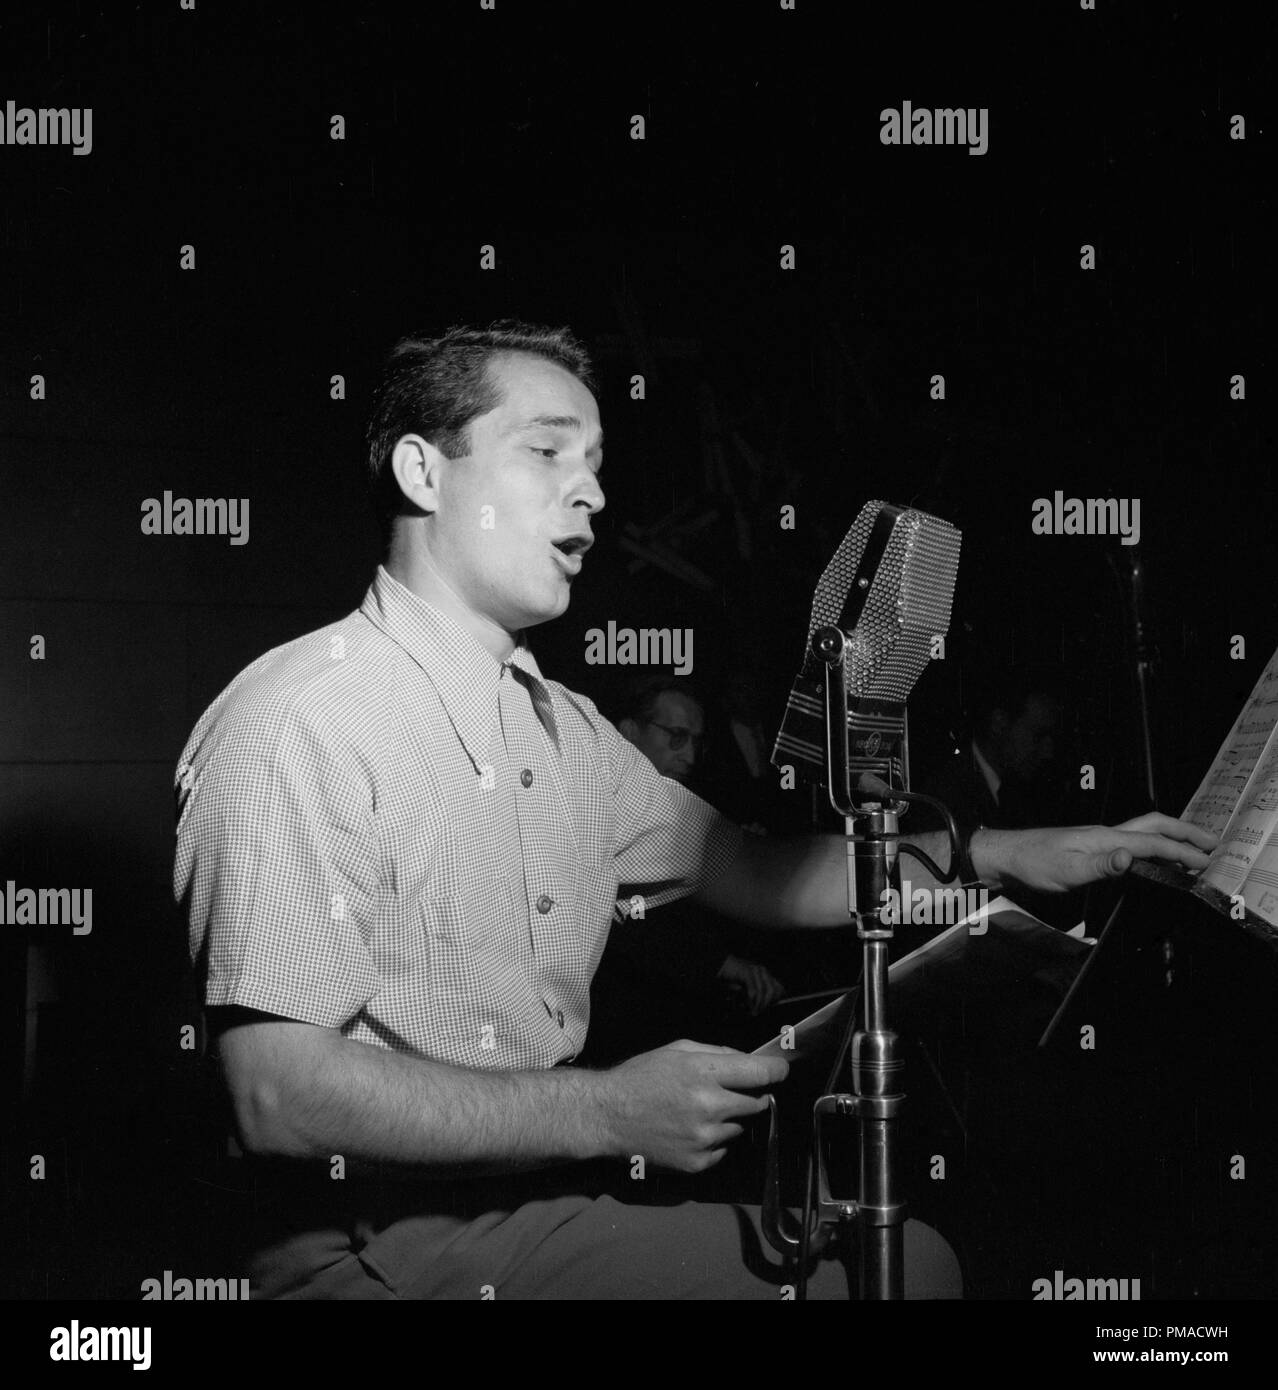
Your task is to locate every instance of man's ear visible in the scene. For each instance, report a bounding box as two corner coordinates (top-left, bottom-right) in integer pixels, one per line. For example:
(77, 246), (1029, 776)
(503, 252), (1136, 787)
(389, 433), (446, 515)
(618, 717), (640, 745)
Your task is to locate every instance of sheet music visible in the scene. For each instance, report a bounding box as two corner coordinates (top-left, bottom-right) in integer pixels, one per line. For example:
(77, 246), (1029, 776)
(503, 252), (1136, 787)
(751, 896), (1082, 1060)
(1222, 848), (1278, 931)
(1183, 647), (1278, 839)
(1200, 733), (1278, 892)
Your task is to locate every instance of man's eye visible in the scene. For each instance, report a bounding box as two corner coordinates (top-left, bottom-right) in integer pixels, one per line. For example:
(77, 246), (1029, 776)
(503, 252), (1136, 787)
(531, 447), (557, 459)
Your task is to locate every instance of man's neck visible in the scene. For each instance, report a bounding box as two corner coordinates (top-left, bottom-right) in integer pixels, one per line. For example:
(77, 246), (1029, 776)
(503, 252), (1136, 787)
(385, 544), (518, 664)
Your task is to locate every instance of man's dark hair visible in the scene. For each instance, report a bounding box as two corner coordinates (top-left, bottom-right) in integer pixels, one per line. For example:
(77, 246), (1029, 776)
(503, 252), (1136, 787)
(365, 319), (597, 535)
(617, 673), (704, 728)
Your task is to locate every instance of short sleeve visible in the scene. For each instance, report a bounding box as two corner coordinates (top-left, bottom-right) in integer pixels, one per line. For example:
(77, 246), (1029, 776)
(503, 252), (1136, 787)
(174, 702), (381, 1028)
(596, 713), (746, 911)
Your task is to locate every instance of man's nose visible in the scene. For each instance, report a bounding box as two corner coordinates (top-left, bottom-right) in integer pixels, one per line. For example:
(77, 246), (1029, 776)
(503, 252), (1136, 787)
(571, 470), (605, 515)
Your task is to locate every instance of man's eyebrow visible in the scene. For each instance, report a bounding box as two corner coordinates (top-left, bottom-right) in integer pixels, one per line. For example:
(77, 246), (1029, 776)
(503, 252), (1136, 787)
(521, 413), (580, 431)
(511, 414), (604, 451)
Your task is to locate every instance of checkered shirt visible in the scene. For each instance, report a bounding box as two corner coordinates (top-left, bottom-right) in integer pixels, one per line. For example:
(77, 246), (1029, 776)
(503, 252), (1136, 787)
(173, 565), (744, 1069)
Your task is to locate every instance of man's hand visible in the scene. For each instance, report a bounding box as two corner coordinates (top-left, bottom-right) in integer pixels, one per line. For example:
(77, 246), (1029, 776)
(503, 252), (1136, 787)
(595, 1040), (788, 1173)
(982, 813), (1218, 894)
(716, 955), (785, 1014)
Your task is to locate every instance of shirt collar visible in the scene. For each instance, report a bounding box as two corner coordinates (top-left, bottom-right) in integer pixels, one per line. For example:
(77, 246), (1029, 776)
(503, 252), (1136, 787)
(360, 566), (558, 766)
(971, 738), (1002, 805)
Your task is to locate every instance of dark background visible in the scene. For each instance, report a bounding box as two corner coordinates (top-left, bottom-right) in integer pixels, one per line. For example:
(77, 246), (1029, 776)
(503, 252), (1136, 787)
(1, 0), (1274, 1303)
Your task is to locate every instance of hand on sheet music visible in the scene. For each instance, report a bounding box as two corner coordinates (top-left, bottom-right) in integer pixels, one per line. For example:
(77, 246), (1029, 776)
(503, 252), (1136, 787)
(984, 813), (1218, 894)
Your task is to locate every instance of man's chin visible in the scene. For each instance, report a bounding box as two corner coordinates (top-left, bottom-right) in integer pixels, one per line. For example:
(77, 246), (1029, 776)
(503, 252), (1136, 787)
(513, 591), (571, 630)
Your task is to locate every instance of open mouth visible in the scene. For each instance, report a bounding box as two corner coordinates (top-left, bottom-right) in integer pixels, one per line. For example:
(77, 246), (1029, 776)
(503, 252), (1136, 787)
(550, 534), (592, 574)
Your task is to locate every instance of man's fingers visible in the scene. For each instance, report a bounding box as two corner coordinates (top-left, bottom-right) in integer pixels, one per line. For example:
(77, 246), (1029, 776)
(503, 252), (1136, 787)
(668, 1039), (739, 1054)
(706, 1121), (747, 1146)
(710, 1090), (772, 1121)
(1117, 813), (1218, 852)
(1111, 831), (1212, 872)
(1095, 846), (1132, 879)
(697, 1051), (790, 1090)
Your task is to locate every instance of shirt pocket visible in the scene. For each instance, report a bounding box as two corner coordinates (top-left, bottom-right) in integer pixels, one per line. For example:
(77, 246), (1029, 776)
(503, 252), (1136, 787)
(417, 892), (482, 1029)
(417, 887), (528, 1051)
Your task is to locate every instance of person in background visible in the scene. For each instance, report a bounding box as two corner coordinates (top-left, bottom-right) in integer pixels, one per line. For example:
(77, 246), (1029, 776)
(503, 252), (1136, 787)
(582, 675), (785, 1064)
(916, 664), (1078, 927)
(933, 666), (1067, 831)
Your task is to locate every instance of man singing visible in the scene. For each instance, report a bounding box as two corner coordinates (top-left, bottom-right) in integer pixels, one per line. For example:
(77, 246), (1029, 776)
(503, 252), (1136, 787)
(173, 320), (1214, 1299)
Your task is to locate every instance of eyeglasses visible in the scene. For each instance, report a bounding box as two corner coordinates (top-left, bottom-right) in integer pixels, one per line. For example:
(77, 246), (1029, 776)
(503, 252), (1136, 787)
(645, 720), (706, 752)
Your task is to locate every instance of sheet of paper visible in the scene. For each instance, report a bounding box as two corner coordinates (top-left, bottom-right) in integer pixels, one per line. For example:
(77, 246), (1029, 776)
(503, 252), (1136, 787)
(1203, 828), (1278, 931)
(1182, 647), (1278, 839)
(751, 991), (854, 1062)
(751, 895), (1069, 1059)
(1200, 734), (1278, 901)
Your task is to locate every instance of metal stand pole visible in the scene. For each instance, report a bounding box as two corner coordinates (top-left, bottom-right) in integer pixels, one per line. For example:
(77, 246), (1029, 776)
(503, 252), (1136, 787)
(761, 626), (909, 1297)
(850, 884), (906, 1297)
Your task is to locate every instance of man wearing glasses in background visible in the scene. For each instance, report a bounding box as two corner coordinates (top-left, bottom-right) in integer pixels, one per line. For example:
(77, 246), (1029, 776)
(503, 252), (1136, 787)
(616, 674), (709, 788)
(582, 676), (786, 1055)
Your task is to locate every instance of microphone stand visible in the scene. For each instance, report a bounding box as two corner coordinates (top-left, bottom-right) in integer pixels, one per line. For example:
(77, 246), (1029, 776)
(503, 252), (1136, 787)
(1105, 546), (1176, 987)
(1108, 546), (1159, 811)
(761, 623), (909, 1297)
(821, 624), (908, 1298)
(761, 623), (971, 1295)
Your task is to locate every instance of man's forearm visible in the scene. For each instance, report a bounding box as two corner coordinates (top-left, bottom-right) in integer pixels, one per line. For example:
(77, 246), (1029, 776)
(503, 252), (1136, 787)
(224, 1023), (615, 1174)
(698, 813), (1215, 929)
(697, 828), (1008, 928)
(799, 828), (1009, 924)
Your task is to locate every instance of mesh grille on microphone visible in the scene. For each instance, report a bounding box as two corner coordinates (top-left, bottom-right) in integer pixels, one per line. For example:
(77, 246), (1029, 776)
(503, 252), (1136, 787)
(804, 504), (961, 698)
(774, 501), (961, 784)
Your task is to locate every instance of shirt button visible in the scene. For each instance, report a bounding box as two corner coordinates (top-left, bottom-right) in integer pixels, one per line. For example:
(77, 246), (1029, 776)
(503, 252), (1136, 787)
(556, 1010), (565, 1027)
(536, 894), (553, 914)
(520, 768), (533, 788)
